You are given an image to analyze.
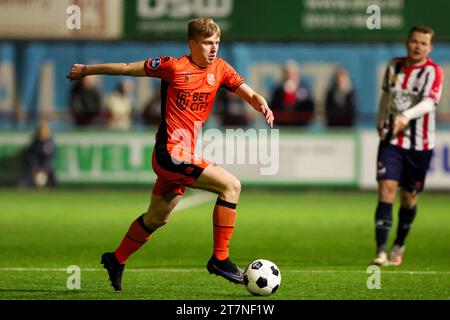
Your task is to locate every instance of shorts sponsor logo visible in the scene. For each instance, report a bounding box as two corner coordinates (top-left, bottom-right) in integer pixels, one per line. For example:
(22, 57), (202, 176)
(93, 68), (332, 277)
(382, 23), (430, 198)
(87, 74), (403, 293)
(184, 166), (194, 175)
(377, 162), (386, 176)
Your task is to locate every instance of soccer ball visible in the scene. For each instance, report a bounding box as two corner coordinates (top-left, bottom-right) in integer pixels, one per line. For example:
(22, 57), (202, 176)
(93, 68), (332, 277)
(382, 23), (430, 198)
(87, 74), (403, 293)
(243, 259), (281, 296)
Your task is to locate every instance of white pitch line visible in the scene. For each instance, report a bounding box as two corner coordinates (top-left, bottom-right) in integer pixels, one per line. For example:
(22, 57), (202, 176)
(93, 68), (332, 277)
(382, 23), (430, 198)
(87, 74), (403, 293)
(289, 270), (450, 275)
(0, 193), (216, 274)
(1, 267), (450, 275)
(173, 191), (216, 212)
(0, 268), (200, 273)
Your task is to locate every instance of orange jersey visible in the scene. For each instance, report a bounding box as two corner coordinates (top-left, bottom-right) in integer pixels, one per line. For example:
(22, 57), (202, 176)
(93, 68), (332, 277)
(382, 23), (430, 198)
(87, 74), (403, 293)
(144, 55), (244, 158)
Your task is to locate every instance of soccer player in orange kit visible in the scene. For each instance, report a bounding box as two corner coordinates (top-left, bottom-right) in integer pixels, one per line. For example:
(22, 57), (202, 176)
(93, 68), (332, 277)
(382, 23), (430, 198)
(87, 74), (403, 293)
(67, 17), (274, 291)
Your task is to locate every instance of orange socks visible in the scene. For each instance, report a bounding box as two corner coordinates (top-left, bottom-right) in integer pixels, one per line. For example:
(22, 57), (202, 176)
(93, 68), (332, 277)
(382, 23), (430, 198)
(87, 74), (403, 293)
(213, 198), (237, 261)
(114, 199), (237, 265)
(114, 214), (154, 264)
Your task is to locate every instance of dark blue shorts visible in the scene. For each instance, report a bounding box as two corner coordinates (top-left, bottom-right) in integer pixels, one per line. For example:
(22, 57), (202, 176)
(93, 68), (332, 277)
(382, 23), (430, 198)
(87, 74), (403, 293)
(376, 142), (433, 193)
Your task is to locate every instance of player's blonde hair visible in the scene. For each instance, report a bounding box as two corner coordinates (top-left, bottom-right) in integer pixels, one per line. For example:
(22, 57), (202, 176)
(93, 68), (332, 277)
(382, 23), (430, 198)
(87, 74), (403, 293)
(187, 17), (221, 41)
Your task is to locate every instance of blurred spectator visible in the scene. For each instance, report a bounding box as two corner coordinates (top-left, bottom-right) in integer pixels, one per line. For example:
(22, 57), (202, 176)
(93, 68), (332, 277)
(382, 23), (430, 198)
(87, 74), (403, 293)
(105, 79), (135, 130)
(69, 76), (102, 127)
(437, 111), (450, 123)
(141, 88), (162, 127)
(18, 121), (57, 188)
(325, 67), (358, 127)
(270, 60), (315, 126)
(215, 89), (251, 128)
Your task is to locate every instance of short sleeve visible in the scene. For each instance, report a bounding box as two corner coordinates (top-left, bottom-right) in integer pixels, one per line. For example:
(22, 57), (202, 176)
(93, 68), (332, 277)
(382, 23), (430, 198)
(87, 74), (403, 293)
(144, 56), (175, 81)
(381, 65), (390, 92)
(221, 62), (245, 92)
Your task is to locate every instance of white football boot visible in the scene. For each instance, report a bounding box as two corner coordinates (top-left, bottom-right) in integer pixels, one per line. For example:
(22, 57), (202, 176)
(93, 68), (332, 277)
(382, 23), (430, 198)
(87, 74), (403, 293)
(370, 251), (388, 266)
(388, 245), (405, 266)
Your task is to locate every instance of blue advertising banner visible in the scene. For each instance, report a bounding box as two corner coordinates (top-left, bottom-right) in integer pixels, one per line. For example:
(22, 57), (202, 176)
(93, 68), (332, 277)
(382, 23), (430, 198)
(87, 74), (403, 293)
(1, 41), (449, 129)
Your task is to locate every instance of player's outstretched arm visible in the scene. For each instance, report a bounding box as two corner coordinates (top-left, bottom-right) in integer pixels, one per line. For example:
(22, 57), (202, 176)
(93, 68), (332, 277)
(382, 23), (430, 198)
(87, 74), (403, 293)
(66, 61), (147, 81)
(235, 83), (274, 128)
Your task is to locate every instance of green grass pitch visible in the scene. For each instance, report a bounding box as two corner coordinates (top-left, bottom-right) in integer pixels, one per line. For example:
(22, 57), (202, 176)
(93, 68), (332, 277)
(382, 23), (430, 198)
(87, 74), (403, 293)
(0, 188), (449, 300)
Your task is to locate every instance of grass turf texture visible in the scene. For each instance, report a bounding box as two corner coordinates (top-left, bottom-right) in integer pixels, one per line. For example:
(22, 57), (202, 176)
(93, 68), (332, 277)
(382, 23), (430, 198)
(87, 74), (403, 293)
(0, 189), (449, 300)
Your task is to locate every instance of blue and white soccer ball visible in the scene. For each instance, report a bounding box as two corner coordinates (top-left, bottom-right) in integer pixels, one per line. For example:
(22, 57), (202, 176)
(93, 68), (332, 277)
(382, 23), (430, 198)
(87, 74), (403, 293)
(243, 259), (281, 296)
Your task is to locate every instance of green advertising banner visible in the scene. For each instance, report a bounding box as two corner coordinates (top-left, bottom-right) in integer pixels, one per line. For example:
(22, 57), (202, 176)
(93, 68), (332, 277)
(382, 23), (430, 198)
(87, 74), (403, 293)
(0, 132), (156, 185)
(0, 131), (359, 187)
(125, 0), (450, 41)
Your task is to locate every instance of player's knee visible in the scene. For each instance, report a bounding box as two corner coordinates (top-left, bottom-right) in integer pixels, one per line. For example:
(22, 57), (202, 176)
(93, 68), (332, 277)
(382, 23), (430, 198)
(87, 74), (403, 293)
(231, 178), (241, 197)
(379, 183), (396, 202)
(401, 192), (417, 209)
(222, 177), (241, 201)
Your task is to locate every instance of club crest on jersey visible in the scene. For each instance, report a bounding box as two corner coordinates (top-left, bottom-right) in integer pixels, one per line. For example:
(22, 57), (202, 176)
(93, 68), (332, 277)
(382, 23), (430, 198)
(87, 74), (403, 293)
(150, 58), (161, 70)
(207, 73), (216, 86)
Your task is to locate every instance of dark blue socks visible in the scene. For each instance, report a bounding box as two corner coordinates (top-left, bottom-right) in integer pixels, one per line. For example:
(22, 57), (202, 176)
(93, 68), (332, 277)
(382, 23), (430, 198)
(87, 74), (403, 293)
(375, 202), (393, 253)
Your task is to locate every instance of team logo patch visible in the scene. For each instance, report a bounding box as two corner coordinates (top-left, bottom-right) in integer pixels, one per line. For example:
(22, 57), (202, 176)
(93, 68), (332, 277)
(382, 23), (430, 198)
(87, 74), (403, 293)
(184, 166), (194, 175)
(207, 73), (216, 86)
(150, 58), (161, 70)
(377, 162), (386, 177)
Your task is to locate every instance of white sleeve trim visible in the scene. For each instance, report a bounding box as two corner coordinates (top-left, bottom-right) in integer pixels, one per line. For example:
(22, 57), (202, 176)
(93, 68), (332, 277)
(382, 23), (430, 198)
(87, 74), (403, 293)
(402, 98), (435, 120)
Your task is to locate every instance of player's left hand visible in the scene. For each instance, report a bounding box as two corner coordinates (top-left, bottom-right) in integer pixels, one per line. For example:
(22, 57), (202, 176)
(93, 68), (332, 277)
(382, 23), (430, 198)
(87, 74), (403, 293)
(261, 105), (274, 128)
(66, 64), (87, 81)
(393, 114), (409, 136)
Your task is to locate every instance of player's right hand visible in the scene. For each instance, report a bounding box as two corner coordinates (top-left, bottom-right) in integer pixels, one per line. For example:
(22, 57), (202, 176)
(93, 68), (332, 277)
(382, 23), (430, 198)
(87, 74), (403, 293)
(393, 115), (409, 136)
(262, 105), (274, 128)
(66, 64), (87, 81)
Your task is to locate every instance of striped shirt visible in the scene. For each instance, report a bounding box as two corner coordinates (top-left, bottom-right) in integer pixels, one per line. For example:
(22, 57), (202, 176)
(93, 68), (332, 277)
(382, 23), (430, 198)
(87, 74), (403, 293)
(381, 57), (443, 151)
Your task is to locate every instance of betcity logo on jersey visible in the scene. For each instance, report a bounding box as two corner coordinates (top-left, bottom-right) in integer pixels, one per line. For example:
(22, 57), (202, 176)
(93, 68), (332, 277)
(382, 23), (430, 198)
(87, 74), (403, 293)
(176, 91), (211, 112)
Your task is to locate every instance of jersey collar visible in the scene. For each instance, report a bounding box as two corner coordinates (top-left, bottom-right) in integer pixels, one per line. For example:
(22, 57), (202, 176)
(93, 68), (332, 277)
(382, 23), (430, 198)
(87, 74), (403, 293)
(402, 57), (430, 71)
(188, 55), (210, 70)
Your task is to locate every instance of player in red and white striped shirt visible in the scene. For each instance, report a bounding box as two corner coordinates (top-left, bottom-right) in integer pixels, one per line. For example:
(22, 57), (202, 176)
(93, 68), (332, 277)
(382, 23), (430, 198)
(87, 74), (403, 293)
(371, 25), (444, 266)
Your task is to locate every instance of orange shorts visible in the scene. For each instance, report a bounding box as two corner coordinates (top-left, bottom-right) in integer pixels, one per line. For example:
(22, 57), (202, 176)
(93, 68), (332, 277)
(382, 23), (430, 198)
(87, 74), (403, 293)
(151, 145), (211, 197)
